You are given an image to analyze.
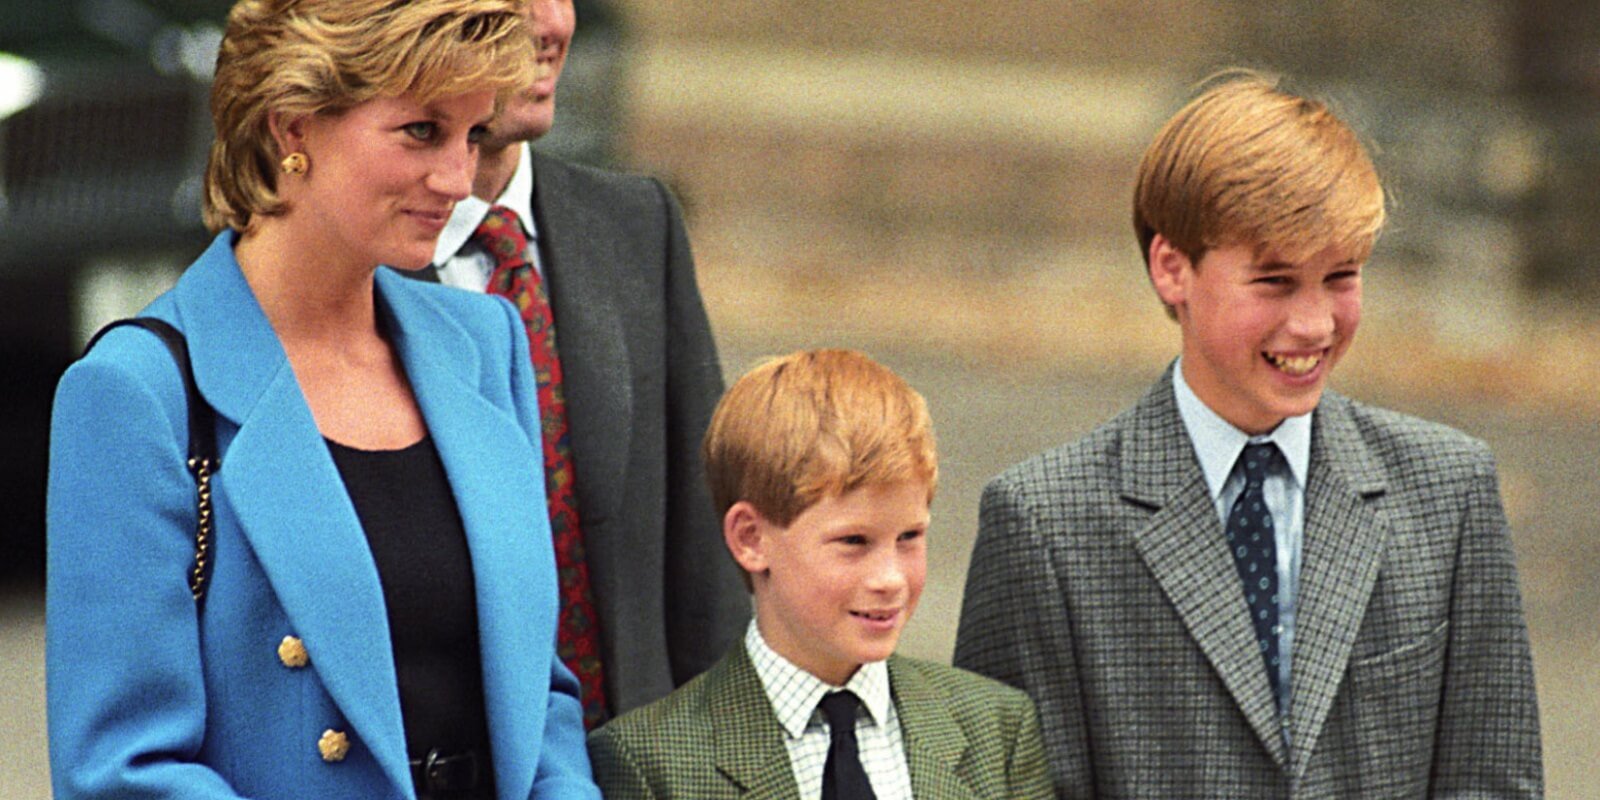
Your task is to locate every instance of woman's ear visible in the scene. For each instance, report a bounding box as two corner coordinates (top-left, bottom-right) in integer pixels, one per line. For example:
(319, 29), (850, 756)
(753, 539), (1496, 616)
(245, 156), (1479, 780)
(266, 109), (309, 160)
(723, 501), (772, 577)
(1147, 233), (1193, 310)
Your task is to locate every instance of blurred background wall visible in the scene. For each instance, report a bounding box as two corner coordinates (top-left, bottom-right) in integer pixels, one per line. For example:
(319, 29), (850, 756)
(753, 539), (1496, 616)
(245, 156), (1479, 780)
(2, 0), (1596, 796)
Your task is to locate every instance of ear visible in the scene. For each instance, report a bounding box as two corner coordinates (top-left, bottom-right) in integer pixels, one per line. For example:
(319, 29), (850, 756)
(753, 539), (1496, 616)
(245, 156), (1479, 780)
(723, 501), (773, 577)
(266, 109), (310, 159)
(1147, 233), (1193, 310)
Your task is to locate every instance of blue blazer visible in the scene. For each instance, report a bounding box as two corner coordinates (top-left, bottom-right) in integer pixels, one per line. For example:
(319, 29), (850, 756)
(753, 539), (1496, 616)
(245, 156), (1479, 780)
(47, 232), (601, 799)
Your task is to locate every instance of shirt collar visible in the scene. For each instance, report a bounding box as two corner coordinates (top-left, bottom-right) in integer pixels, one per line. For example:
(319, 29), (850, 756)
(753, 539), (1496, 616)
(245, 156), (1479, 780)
(744, 620), (893, 740)
(431, 141), (539, 265)
(1172, 358), (1311, 498)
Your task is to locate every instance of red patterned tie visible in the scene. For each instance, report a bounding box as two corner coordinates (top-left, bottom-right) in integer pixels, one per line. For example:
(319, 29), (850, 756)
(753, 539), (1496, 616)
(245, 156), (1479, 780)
(472, 205), (608, 727)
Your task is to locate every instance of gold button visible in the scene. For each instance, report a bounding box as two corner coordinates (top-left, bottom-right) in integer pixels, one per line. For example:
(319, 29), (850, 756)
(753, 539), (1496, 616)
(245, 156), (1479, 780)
(318, 729), (349, 762)
(278, 635), (309, 668)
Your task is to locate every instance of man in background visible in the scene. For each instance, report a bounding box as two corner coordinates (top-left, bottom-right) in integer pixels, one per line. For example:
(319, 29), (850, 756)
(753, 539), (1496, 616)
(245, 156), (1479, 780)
(423, 0), (749, 727)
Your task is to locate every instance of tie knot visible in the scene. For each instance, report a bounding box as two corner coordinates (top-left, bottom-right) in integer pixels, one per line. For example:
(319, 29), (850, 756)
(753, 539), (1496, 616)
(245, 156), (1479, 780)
(1239, 442), (1280, 483)
(820, 691), (862, 733)
(472, 205), (529, 261)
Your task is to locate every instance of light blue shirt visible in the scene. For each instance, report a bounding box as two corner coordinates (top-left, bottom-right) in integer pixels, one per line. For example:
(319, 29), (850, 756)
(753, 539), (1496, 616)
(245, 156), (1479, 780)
(1172, 359), (1310, 735)
(431, 141), (540, 289)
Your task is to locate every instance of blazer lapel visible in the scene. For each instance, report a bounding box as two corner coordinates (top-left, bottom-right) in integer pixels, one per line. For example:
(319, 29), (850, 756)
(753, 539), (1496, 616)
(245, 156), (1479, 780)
(377, 270), (555, 800)
(529, 152), (632, 528)
(1124, 369), (1289, 767)
(889, 658), (982, 800)
(173, 235), (412, 797)
(706, 648), (801, 799)
(1286, 395), (1389, 779)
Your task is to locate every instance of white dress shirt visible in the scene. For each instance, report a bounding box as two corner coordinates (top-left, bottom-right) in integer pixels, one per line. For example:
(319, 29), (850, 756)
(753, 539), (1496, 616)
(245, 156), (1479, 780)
(744, 621), (913, 799)
(431, 141), (540, 289)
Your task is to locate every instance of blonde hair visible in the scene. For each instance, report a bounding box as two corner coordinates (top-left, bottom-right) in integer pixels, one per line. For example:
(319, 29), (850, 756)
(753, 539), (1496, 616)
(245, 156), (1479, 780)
(203, 0), (536, 232)
(704, 349), (938, 529)
(1134, 70), (1386, 303)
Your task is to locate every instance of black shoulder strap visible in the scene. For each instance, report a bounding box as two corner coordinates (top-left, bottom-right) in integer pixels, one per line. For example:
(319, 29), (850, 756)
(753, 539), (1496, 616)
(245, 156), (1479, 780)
(86, 318), (217, 465)
(85, 317), (219, 603)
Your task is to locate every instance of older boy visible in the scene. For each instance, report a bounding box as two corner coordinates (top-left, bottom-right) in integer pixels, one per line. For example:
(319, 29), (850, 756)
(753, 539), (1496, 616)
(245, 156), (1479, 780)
(954, 73), (1542, 797)
(590, 349), (1053, 799)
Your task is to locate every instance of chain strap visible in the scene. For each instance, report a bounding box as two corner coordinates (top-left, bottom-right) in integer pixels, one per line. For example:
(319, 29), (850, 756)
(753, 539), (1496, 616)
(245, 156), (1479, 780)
(87, 317), (219, 607)
(188, 456), (218, 600)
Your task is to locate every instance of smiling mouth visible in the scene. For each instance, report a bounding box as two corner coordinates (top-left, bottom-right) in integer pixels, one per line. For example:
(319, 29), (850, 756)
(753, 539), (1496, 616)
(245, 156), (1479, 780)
(850, 610), (898, 622)
(1266, 352), (1322, 376)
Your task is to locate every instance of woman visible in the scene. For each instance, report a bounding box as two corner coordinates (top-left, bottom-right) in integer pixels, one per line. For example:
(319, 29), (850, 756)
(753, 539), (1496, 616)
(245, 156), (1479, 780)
(45, 1), (600, 798)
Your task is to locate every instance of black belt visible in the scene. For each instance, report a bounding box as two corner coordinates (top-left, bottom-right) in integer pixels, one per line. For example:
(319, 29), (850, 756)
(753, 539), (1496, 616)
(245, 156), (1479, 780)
(409, 748), (483, 798)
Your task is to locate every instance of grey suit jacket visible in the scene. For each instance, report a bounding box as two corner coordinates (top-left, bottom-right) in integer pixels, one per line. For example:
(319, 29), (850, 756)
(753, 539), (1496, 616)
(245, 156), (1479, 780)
(588, 645), (1054, 799)
(466, 152), (749, 717)
(953, 366), (1541, 798)
(524, 152), (748, 716)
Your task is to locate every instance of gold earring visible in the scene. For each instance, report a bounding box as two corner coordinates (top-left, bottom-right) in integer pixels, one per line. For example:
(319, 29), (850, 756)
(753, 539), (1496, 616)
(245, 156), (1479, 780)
(281, 152), (308, 175)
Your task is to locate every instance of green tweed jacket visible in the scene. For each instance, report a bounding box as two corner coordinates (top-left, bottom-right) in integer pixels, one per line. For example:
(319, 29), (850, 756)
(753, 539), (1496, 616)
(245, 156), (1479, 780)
(588, 645), (1053, 799)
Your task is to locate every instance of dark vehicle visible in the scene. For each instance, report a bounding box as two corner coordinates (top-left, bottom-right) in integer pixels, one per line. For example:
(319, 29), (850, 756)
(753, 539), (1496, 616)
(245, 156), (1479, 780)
(0, 0), (624, 585)
(1, 1), (220, 585)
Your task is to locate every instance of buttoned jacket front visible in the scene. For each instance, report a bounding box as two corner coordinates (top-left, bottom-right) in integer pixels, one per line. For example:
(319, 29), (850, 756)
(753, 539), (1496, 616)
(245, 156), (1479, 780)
(47, 232), (599, 799)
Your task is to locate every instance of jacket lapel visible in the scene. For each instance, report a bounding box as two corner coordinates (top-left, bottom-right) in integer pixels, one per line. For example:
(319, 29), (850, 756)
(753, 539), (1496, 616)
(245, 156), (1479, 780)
(376, 269), (556, 800)
(1124, 369), (1289, 767)
(706, 648), (801, 799)
(1286, 394), (1389, 779)
(529, 152), (632, 528)
(173, 234), (412, 797)
(889, 658), (982, 800)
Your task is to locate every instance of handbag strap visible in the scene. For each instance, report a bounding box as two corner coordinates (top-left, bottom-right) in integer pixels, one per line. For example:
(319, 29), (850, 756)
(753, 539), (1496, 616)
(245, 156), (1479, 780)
(85, 317), (219, 604)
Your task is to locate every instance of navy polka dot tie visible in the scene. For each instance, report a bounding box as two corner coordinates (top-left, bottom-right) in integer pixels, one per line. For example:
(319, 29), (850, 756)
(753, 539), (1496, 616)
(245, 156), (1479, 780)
(1227, 442), (1282, 709)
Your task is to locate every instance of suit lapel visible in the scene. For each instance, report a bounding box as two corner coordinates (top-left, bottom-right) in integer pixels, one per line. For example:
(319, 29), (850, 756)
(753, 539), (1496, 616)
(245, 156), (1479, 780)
(377, 269), (557, 800)
(173, 236), (412, 797)
(1286, 395), (1389, 778)
(529, 152), (632, 528)
(1124, 369), (1289, 767)
(706, 648), (801, 799)
(889, 658), (982, 800)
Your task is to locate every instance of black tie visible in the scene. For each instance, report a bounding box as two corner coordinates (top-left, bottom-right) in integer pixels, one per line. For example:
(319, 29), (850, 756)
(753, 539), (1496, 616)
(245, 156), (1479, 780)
(820, 691), (877, 800)
(1227, 442), (1283, 709)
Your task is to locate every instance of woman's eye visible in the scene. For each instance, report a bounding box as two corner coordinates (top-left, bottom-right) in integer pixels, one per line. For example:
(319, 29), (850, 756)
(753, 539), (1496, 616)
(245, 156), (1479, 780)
(467, 125), (489, 145)
(403, 122), (438, 142)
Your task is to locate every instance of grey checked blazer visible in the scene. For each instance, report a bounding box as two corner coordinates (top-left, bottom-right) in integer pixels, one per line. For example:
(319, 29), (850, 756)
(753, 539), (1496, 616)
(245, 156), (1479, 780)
(588, 646), (1055, 799)
(953, 366), (1542, 798)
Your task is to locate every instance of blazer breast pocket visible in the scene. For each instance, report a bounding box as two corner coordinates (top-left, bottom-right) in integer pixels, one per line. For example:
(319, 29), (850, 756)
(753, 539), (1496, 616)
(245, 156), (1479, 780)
(1330, 620), (1450, 793)
(1349, 618), (1450, 684)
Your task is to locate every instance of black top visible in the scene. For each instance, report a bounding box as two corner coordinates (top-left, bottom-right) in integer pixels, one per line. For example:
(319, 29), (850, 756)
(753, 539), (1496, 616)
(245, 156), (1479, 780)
(325, 436), (494, 774)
